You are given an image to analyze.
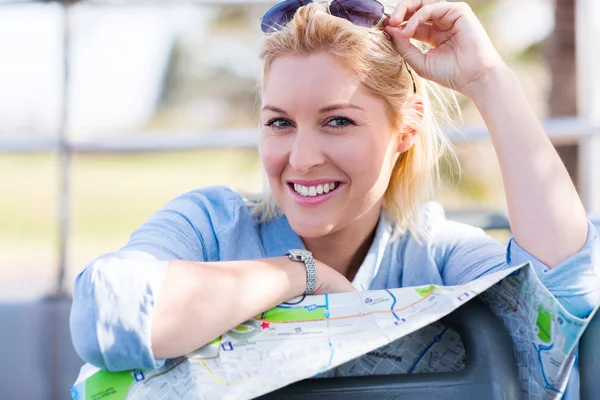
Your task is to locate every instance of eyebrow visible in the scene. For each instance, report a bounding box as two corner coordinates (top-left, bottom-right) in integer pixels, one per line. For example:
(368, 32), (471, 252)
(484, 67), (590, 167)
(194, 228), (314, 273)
(262, 103), (365, 114)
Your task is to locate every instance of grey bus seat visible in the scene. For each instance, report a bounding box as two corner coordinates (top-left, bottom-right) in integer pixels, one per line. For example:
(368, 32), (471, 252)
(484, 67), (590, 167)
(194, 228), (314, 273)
(579, 307), (600, 399)
(0, 296), (82, 400)
(582, 215), (600, 398)
(259, 298), (521, 400)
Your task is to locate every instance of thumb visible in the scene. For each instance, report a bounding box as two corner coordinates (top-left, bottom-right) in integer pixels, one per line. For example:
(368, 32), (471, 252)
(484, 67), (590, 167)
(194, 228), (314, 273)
(384, 26), (426, 77)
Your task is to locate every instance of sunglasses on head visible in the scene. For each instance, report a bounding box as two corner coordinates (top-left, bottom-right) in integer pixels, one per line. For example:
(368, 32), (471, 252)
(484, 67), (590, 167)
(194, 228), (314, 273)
(260, 0), (417, 94)
(261, 0), (386, 34)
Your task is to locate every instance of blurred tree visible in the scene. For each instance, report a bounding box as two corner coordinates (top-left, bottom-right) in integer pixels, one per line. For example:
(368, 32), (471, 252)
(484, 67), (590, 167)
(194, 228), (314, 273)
(146, 5), (263, 131)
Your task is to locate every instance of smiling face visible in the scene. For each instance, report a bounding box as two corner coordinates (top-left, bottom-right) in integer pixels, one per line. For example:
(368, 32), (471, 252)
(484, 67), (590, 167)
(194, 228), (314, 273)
(260, 52), (406, 239)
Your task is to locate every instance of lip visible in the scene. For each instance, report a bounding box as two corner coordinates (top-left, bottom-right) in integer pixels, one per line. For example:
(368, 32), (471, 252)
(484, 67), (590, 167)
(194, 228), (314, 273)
(287, 181), (343, 206)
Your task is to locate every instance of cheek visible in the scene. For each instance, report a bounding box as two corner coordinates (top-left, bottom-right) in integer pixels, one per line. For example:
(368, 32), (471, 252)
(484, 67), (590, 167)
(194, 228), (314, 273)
(260, 138), (287, 182)
(334, 138), (393, 185)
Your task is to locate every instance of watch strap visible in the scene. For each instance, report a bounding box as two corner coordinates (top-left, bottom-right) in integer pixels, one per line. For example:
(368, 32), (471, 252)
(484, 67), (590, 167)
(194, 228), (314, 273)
(302, 254), (317, 295)
(285, 250), (317, 295)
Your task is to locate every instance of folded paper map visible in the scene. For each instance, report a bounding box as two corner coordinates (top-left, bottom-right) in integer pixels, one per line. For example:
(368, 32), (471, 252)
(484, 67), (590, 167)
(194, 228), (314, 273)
(70, 262), (595, 400)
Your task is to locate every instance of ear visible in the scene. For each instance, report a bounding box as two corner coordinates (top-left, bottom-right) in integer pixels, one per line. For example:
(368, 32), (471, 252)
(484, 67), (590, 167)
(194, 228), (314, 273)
(396, 95), (423, 153)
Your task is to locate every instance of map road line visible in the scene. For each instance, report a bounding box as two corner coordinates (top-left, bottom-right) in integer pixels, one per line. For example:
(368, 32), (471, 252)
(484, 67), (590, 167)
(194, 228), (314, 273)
(253, 294), (432, 324)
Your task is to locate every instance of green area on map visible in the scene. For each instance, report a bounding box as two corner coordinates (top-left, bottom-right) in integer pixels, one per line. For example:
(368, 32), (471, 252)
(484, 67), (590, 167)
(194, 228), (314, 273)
(85, 369), (135, 400)
(235, 325), (250, 332)
(261, 306), (327, 322)
(536, 305), (552, 343)
(415, 285), (435, 298)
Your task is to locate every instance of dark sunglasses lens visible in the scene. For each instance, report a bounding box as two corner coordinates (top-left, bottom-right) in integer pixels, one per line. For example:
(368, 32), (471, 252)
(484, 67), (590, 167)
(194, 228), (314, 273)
(261, 0), (312, 33)
(329, 0), (385, 28)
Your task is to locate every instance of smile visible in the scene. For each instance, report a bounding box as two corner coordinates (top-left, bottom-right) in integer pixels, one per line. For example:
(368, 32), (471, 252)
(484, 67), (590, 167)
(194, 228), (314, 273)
(292, 182), (339, 197)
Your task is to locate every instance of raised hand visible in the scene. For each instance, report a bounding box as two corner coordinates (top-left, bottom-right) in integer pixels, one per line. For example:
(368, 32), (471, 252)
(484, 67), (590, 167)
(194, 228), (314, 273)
(385, 0), (506, 97)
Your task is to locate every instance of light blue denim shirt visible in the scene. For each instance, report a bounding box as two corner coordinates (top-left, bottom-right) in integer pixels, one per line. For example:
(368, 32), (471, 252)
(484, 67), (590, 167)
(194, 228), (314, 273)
(70, 185), (600, 373)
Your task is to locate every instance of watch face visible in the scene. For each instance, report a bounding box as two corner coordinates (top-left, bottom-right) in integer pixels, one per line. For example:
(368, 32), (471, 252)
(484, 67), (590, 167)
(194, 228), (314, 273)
(290, 249), (312, 257)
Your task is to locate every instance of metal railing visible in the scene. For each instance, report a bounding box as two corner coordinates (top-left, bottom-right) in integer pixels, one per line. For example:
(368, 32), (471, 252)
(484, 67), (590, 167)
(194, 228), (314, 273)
(1, 0), (599, 297)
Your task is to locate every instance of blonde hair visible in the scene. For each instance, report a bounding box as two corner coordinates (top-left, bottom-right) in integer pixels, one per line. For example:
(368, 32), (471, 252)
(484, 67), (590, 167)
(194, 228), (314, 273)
(248, 2), (459, 240)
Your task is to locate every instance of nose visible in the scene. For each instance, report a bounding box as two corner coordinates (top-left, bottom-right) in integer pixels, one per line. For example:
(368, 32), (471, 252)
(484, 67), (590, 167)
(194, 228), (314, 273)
(288, 129), (326, 174)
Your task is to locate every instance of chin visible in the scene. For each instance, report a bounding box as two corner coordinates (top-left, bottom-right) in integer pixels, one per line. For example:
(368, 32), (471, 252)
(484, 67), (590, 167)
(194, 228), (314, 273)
(286, 215), (336, 239)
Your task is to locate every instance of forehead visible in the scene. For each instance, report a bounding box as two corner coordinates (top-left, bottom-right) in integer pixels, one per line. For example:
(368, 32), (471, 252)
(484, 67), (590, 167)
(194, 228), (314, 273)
(262, 52), (372, 109)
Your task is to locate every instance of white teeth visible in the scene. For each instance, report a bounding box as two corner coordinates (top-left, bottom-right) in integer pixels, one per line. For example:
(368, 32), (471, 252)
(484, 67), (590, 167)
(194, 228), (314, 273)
(293, 182), (339, 197)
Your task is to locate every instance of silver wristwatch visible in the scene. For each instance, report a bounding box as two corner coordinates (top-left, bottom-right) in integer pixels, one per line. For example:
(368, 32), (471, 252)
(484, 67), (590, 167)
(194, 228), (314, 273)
(285, 249), (317, 295)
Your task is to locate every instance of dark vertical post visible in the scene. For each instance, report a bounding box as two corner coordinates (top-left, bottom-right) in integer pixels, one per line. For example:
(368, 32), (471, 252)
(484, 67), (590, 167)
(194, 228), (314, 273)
(546, 0), (579, 187)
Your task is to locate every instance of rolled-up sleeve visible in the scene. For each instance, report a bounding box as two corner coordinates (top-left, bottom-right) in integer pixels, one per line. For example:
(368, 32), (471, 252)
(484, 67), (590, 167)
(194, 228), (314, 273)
(70, 251), (169, 371)
(69, 187), (234, 371)
(507, 220), (600, 319)
(435, 203), (600, 319)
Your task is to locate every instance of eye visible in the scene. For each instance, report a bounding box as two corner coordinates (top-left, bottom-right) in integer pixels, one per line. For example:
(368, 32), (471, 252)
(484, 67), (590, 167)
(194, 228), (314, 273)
(326, 116), (356, 129)
(265, 117), (294, 130)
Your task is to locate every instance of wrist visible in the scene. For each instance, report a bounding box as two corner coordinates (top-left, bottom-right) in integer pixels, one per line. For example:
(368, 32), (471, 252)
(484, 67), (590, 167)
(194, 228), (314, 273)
(462, 63), (516, 105)
(274, 256), (308, 298)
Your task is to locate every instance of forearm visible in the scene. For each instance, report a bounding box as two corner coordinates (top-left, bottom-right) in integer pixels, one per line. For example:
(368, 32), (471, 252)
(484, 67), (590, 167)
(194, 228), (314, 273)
(151, 257), (306, 359)
(465, 66), (588, 267)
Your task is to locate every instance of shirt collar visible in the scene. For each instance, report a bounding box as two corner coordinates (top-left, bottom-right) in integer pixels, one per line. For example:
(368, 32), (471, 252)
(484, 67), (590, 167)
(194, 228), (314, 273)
(351, 213), (393, 291)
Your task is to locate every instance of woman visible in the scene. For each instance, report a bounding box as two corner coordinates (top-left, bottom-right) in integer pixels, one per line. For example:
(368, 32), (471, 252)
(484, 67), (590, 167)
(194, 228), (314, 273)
(70, 0), (599, 376)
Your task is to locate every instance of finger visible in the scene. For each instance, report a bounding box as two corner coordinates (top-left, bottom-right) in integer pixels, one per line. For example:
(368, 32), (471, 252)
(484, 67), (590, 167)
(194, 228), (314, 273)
(388, 0), (440, 26)
(387, 3), (408, 27)
(401, 3), (459, 38)
(411, 23), (433, 44)
(382, 14), (390, 27)
(410, 22), (454, 47)
(384, 25), (426, 74)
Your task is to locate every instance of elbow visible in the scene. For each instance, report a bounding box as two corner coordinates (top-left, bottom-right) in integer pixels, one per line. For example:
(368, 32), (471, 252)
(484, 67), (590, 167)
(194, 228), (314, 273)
(70, 267), (108, 370)
(69, 254), (168, 372)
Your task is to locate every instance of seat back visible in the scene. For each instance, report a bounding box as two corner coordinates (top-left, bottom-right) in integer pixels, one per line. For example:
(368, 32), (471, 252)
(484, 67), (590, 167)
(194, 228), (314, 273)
(579, 291), (600, 399)
(259, 299), (521, 400)
(0, 297), (83, 400)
